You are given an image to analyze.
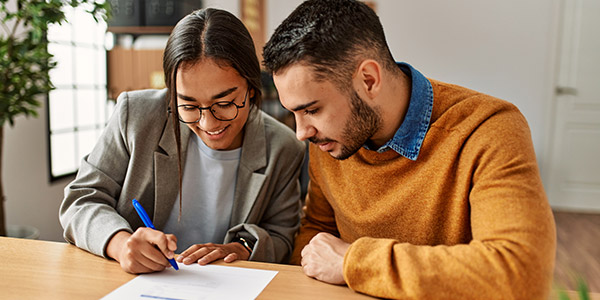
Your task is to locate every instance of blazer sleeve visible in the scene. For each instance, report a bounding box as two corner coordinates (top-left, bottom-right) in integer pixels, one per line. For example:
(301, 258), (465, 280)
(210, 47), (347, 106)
(227, 138), (306, 264)
(225, 116), (306, 263)
(59, 92), (134, 258)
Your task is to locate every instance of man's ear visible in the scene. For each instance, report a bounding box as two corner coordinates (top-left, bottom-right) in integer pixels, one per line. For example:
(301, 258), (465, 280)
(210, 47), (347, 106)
(355, 59), (382, 99)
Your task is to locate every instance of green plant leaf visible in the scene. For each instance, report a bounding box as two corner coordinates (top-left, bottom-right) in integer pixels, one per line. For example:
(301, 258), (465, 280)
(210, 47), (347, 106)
(0, 0), (108, 128)
(576, 276), (590, 300)
(557, 289), (571, 300)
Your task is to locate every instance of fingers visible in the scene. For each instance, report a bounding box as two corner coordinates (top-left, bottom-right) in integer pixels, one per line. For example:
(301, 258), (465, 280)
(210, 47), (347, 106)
(138, 228), (176, 262)
(301, 242), (310, 258)
(120, 243), (167, 273)
(118, 228), (176, 274)
(223, 252), (239, 263)
(310, 232), (335, 245)
(301, 245), (329, 282)
(177, 243), (248, 266)
(299, 232), (349, 285)
(197, 248), (228, 265)
(162, 233), (177, 260)
(178, 243), (214, 259)
(300, 244), (318, 278)
(179, 244), (226, 265)
(176, 244), (210, 264)
(147, 231), (177, 260)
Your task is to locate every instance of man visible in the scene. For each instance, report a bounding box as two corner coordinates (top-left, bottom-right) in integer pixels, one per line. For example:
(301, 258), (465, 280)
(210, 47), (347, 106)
(262, 0), (556, 299)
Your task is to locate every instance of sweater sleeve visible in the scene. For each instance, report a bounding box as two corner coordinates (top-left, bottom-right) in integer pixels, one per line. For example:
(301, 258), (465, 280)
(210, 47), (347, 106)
(343, 107), (556, 299)
(290, 146), (340, 265)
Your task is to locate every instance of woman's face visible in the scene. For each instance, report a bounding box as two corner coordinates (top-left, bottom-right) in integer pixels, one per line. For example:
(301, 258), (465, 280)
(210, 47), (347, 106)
(175, 59), (252, 150)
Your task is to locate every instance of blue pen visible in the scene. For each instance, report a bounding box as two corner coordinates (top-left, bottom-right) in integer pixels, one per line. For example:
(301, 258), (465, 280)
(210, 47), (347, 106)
(132, 198), (179, 270)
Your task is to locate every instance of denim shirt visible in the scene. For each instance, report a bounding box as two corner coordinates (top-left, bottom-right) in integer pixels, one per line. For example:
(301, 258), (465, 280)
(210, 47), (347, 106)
(364, 62), (433, 161)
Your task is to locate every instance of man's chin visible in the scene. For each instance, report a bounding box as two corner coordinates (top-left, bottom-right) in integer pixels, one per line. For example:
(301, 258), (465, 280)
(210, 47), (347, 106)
(330, 146), (359, 161)
(331, 154), (350, 160)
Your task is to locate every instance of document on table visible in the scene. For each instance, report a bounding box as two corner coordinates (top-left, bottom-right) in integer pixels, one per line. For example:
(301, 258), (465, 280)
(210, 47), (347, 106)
(102, 263), (278, 300)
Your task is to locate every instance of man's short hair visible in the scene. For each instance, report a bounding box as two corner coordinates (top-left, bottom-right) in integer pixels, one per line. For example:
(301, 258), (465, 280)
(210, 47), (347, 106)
(263, 0), (397, 90)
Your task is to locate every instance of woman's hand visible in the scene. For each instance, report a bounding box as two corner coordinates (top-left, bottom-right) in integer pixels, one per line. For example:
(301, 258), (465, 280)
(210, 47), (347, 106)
(106, 228), (178, 274)
(177, 242), (251, 265)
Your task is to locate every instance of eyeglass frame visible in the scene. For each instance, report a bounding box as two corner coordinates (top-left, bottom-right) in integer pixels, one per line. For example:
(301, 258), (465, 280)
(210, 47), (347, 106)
(176, 87), (249, 123)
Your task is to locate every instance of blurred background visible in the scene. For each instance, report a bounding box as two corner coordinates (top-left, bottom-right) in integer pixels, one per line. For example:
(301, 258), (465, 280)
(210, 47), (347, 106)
(2, 0), (598, 294)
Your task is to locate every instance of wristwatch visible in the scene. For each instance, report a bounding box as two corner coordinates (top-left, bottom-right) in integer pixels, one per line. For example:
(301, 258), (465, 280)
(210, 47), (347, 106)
(235, 237), (253, 255)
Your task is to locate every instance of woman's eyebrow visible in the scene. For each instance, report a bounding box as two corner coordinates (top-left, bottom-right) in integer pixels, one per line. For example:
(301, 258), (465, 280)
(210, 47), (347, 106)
(177, 87), (239, 102)
(210, 87), (238, 100)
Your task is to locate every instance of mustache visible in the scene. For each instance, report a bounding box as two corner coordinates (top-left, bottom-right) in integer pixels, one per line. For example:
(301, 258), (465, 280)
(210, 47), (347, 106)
(308, 137), (336, 144)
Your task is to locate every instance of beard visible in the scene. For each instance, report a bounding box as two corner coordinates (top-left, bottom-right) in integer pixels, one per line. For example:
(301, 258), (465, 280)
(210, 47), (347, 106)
(309, 90), (382, 160)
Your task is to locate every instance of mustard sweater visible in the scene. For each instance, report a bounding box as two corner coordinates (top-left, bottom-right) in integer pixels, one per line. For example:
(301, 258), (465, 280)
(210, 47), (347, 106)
(291, 79), (556, 299)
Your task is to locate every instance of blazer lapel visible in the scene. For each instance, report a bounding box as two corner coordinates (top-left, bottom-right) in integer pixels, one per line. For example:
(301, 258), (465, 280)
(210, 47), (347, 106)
(154, 117), (191, 229)
(230, 109), (267, 226)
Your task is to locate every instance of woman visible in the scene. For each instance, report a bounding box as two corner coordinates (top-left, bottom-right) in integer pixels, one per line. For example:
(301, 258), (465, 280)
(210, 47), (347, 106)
(59, 8), (305, 274)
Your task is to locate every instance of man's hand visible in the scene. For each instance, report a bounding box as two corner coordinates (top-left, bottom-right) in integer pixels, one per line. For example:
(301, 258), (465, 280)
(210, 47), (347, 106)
(177, 242), (250, 265)
(300, 232), (350, 285)
(106, 228), (178, 274)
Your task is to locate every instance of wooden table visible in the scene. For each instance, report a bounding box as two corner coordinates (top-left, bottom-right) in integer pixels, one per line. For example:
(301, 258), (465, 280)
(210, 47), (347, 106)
(0, 237), (373, 299)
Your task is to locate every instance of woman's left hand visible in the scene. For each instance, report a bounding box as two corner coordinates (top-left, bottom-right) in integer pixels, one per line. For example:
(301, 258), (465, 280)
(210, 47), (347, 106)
(176, 242), (251, 265)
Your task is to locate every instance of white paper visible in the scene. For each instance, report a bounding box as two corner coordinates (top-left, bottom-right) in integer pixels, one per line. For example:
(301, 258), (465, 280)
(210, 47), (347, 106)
(102, 264), (278, 300)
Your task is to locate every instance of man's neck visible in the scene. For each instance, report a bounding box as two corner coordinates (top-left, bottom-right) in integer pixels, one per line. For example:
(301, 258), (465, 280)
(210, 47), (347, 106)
(369, 69), (412, 148)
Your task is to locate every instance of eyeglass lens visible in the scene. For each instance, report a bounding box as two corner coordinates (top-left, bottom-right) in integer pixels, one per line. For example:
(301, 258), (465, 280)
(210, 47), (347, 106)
(177, 88), (248, 123)
(178, 101), (239, 122)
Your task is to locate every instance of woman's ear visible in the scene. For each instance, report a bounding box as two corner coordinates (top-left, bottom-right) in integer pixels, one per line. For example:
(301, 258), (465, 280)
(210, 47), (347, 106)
(355, 59), (382, 99)
(249, 87), (256, 99)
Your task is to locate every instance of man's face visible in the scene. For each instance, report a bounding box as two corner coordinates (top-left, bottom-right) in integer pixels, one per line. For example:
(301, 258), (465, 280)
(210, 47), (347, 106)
(273, 64), (382, 160)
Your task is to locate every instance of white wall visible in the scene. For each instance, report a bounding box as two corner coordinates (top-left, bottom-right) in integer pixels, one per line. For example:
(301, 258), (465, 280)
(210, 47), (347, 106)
(377, 0), (559, 165)
(202, 0), (239, 15)
(3, 0), (560, 242)
(4, 99), (73, 242)
(266, 0), (304, 37)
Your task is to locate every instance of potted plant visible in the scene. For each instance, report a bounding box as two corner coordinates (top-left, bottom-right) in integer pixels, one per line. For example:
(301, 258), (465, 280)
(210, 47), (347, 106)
(0, 0), (109, 236)
(556, 275), (591, 300)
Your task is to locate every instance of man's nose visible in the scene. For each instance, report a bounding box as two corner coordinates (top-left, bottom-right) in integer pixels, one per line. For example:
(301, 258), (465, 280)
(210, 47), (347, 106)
(295, 117), (316, 141)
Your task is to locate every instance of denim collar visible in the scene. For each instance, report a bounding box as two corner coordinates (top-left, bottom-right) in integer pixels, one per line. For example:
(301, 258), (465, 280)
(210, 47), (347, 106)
(364, 62), (433, 161)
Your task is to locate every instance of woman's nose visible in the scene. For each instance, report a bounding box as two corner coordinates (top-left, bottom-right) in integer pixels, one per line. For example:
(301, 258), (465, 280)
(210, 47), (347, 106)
(198, 110), (221, 130)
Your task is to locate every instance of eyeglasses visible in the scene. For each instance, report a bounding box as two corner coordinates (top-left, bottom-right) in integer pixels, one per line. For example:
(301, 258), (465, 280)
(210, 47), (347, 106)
(177, 88), (248, 123)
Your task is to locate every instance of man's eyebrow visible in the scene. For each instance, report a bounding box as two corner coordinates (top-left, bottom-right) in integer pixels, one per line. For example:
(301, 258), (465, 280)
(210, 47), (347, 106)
(290, 100), (319, 112)
(177, 87), (238, 102)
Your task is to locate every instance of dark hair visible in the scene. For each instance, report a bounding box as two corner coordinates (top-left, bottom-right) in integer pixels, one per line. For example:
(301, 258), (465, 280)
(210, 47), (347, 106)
(262, 0), (397, 91)
(162, 8), (262, 217)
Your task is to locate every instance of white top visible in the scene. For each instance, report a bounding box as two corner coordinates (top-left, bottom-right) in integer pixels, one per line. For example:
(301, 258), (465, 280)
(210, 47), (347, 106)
(163, 134), (241, 252)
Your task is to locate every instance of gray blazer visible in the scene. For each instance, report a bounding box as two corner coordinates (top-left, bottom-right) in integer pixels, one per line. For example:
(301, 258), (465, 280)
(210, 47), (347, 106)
(59, 89), (305, 263)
